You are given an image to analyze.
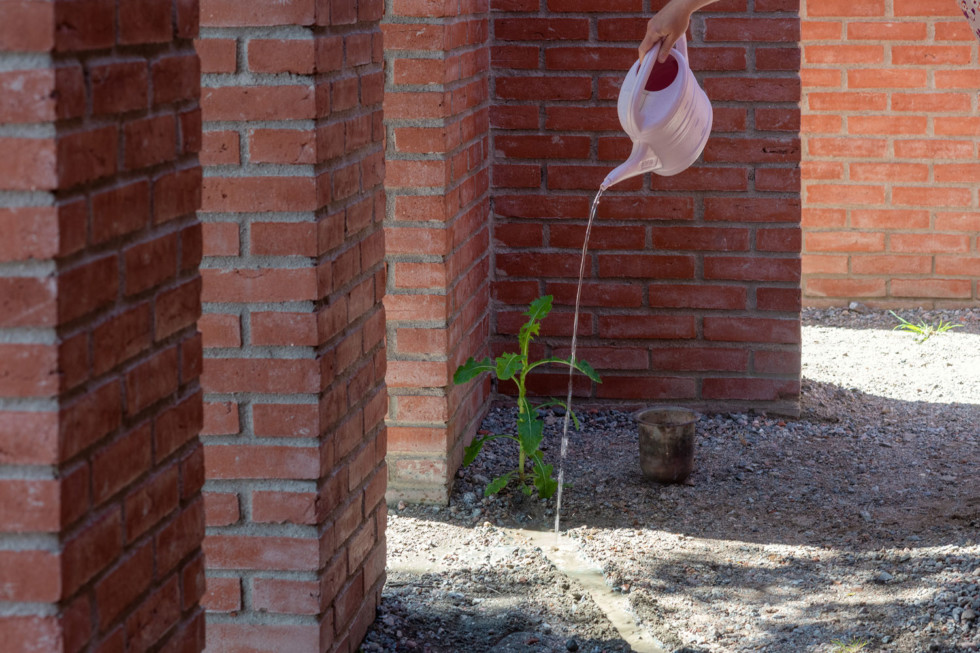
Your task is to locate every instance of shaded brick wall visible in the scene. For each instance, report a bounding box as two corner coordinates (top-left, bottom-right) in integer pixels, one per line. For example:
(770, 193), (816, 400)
(0, 1), (205, 651)
(490, 0), (803, 415)
(196, 0), (388, 649)
(801, 0), (980, 306)
(382, 0), (493, 502)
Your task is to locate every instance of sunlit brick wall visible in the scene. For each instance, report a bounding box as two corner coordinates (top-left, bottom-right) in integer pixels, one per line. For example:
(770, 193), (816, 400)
(490, 0), (802, 414)
(801, 0), (980, 306)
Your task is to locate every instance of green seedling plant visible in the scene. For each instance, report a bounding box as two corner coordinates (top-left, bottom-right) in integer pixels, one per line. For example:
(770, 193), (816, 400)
(829, 638), (868, 653)
(889, 310), (963, 343)
(453, 295), (601, 500)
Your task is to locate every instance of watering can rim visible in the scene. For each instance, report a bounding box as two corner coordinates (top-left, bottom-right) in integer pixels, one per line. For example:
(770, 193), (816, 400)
(631, 406), (699, 427)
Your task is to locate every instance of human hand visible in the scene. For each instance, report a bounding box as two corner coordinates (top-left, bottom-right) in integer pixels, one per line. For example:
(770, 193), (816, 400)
(638, 0), (696, 63)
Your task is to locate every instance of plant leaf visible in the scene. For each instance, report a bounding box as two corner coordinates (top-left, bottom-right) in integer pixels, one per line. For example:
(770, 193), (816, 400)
(527, 357), (602, 383)
(517, 412), (544, 456)
(463, 436), (487, 466)
(453, 356), (494, 384)
(484, 473), (512, 496)
(533, 463), (558, 499)
(495, 352), (522, 381)
(525, 295), (553, 322)
(518, 320), (540, 352)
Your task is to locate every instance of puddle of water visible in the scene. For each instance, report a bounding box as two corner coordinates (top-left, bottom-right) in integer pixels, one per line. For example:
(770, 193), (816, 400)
(514, 528), (669, 653)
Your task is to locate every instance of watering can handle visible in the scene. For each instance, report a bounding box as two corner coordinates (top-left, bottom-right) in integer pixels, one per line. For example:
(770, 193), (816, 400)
(674, 33), (688, 61)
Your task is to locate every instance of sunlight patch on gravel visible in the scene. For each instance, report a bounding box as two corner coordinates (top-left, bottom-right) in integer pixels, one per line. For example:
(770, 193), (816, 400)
(802, 326), (980, 405)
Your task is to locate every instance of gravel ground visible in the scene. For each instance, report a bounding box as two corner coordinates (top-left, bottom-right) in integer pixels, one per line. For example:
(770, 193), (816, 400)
(363, 307), (980, 653)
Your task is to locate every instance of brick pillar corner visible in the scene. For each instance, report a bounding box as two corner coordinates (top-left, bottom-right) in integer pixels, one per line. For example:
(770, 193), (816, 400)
(382, 0), (494, 504)
(0, 1), (204, 651)
(198, 0), (387, 650)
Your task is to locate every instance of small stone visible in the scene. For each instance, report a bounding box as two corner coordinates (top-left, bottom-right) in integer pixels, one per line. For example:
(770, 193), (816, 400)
(876, 571), (894, 583)
(963, 608), (977, 622)
(565, 639), (579, 651)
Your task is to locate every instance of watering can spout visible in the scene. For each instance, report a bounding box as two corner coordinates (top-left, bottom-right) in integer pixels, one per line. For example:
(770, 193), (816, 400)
(601, 142), (659, 191)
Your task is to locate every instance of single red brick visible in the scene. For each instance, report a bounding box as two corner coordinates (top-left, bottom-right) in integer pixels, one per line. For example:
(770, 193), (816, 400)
(91, 179), (150, 244)
(92, 423), (152, 505)
(54, 0), (115, 51)
(156, 277), (202, 341)
(201, 176), (317, 213)
(57, 125), (118, 187)
(0, 69), (57, 123)
(248, 38), (315, 74)
(155, 390), (203, 462)
(0, 137), (57, 191)
(60, 380), (123, 460)
(125, 346), (179, 415)
(119, 0), (172, 44)
(0, 479), (60, 532)
(203, 624), (319, 653)
(89, 60), (149, 114)
(0, 1), (55, 52)
(202, 535), (319, 571)
(155, 498), (204, 574)
(200, 267), (318, 303)
(203, 492), (240, 527)
(180, 441), (206, 500)
(252, 577), (320, 615)
(124, 464), (179, 540)
(62, 507), (123, 596)
(0, 344), (58, 397)
(179, 107), (202, 155)
(199, 313), (242, 348)
(201, 130), (240, 165)
(180, 331), (203, 385)
(251, 491), (318, 525)
(0, 550), (61, 602)
(205, 445), (321, 480)
(201, 0), (315, 26)
(0, 277), (57, 328)
(152, 54), (201, 105)
(94, 541), (154, 630)
(124, 114), (177, 170)
(180, 553), (207, 611)
(153, 166), (202, 224)
(201, 85), (314, 121)
(196, 38), (237, 73)
(202, 577), (241, 612)
(124, 232), (178, 295)
(92, 302), (152, 376)
(125, 575), (180, 652)
(202, 401), (239, 435)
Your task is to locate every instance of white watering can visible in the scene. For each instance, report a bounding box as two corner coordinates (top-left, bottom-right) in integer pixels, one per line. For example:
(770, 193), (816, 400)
(601, 34), (713, 190)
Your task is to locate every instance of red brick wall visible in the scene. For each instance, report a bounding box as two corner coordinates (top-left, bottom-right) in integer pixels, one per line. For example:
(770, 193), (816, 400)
(490, 0), (802, 414)
(383, 0), (494, 502)
(801, 0), (980, 306)
(196, 0), (387, 650)
(0, 2), (205, 651)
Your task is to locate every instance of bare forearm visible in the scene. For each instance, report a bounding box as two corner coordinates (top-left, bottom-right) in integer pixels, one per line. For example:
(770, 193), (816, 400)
(640, 0), (724, 62)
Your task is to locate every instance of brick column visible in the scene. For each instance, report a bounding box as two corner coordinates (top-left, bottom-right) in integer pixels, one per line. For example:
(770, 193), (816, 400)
(197, 0), (387, 650)
(490, 0), (802, 415)
(0, 1), (204, 651)
(383, 1), (493, 502)
(801, 0), (980, 307)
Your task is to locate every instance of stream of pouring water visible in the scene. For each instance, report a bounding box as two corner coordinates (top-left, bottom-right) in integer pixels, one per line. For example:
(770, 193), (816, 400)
(554, 187), (604, 540)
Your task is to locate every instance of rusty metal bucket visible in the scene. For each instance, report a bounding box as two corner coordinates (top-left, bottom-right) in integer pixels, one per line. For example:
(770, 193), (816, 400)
(633, 406), (696, 483)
